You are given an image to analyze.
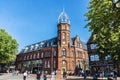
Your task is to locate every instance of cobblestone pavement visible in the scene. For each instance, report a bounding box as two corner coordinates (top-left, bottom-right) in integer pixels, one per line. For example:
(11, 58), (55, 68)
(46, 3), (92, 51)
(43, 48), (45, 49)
(0, 73), (35, 80)
(0, 73), (120, 80)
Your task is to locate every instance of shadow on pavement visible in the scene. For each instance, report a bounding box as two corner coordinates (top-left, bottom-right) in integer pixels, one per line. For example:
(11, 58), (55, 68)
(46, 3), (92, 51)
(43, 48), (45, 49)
(0, 73), (3, 76)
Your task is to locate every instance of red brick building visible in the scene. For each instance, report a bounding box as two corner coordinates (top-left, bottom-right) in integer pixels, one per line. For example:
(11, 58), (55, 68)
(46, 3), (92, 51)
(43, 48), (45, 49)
(15, 10), (88, 75)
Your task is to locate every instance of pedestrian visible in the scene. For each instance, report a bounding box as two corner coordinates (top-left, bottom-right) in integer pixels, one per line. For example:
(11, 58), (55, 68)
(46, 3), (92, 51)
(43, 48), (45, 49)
(51, 71), (55, 80)
(36, 71), (41, 80)
(43, 74), (47, 80)
(23, 71), (27, 80)
(63, 71), (67, 79)
(16, 70), (19, 76)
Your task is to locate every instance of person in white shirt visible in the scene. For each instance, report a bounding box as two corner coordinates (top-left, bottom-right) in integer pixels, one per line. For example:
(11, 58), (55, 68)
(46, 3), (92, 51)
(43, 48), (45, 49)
(23, 71), (27, 80)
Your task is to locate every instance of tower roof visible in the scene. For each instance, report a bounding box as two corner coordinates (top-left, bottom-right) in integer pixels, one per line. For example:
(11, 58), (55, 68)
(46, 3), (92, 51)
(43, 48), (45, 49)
(58, 9), (70, 24)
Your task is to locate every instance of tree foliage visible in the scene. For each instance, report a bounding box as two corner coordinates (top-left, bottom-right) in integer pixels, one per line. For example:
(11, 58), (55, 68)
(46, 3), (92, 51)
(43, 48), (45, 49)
(85, 0), (120, 61)
(0, 29), (18, 63)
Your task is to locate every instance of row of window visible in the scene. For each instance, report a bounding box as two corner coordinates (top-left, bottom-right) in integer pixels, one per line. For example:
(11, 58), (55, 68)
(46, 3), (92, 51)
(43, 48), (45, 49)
(17, 51), (57, 61)
(44, 60), (56, 68)
(90, 54), (111, 61)
(62, 48), (83, 58)
(18, 49), (84, 61)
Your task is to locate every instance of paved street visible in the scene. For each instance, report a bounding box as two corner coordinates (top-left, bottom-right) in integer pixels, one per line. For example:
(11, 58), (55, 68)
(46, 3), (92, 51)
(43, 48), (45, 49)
(0, 73), (90, 80)
(0, 73), (35, 80)
(0, 73), (120, 80)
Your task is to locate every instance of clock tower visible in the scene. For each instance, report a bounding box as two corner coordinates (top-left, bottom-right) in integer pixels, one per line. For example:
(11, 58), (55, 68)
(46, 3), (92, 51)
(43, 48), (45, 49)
(57, 10), (71, 74)
(57, 10), (70, 46)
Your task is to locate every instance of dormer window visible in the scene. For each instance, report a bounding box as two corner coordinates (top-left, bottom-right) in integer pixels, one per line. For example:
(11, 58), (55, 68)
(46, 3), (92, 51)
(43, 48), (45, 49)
(24, 47), (28, 52)
(30, 45), (34, 50)
(35, 44), (39, 50)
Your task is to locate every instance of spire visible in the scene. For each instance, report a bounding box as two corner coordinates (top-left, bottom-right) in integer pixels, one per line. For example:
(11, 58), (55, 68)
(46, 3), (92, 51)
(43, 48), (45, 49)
(58, 9), (70, 24)
(63, 7), (65, 12)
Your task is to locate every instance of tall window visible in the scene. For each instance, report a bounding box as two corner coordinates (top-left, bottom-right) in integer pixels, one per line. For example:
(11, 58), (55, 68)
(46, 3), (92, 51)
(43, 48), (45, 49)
(54, 60), (56, 68)
(37, 53), (39, 58)
(62, 48), (66, 56)
(48, 61), (50, 68)
(78, 60), (81, 68)
(30, 55), (32, 59)
(45, 61), (47, 68)
(41, 52), (43, 58)
(54, 50), (57, 57)
(33, 54), (36, 59)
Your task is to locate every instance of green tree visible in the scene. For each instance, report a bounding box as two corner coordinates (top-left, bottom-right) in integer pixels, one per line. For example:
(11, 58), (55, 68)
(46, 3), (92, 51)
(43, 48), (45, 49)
(85, 0), (120, 68)
(0, 29), (18, 64)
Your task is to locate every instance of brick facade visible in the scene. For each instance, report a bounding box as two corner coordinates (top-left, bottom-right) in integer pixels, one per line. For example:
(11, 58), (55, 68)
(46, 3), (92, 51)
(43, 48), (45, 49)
(15, 10), (88, 75)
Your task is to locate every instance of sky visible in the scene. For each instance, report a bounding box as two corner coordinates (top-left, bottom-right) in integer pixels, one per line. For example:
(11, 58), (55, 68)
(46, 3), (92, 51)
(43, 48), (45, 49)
(0, 0), (91, 52)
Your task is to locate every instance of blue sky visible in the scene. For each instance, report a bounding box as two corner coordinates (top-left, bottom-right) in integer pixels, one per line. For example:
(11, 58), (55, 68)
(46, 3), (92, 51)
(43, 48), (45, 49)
(0, 0), (91, 52)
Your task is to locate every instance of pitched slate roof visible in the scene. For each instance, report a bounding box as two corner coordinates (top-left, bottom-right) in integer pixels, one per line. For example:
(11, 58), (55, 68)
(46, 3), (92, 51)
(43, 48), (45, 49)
(19, 37), (87, 54)
(20, 37), (57, 53)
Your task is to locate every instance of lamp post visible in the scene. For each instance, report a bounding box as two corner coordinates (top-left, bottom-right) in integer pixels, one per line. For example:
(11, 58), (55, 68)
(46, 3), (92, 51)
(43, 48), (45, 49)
(113, 0), (120, 8)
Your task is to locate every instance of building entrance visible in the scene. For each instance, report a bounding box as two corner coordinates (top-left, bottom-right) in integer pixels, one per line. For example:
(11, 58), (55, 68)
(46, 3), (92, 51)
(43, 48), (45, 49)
(61, 67), (66, 74)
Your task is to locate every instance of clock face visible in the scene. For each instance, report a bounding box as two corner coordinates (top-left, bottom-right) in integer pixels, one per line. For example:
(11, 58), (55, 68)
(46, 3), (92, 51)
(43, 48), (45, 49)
(62, 41), (66, 44)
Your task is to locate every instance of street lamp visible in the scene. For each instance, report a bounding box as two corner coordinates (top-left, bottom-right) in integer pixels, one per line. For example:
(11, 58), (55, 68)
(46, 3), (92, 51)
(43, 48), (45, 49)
(113, 0), (120, 8)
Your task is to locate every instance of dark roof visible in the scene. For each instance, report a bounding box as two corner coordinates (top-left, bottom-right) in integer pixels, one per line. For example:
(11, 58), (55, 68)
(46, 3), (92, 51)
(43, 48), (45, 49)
(19, 37), (87, 54)
(20, 37), (57, 53)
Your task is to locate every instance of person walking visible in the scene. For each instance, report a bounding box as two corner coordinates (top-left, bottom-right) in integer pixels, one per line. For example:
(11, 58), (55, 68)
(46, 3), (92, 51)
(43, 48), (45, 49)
(23, 71), (27, 80)
(50, 71), (55, 80)
(36, 71), (41, 80)
(43, 74), (47, 80)
(63, 71), (67, 79)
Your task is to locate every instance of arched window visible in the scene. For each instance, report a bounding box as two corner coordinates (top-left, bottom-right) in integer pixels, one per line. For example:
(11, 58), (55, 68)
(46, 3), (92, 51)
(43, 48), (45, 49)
(62, 48), (66, 57)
